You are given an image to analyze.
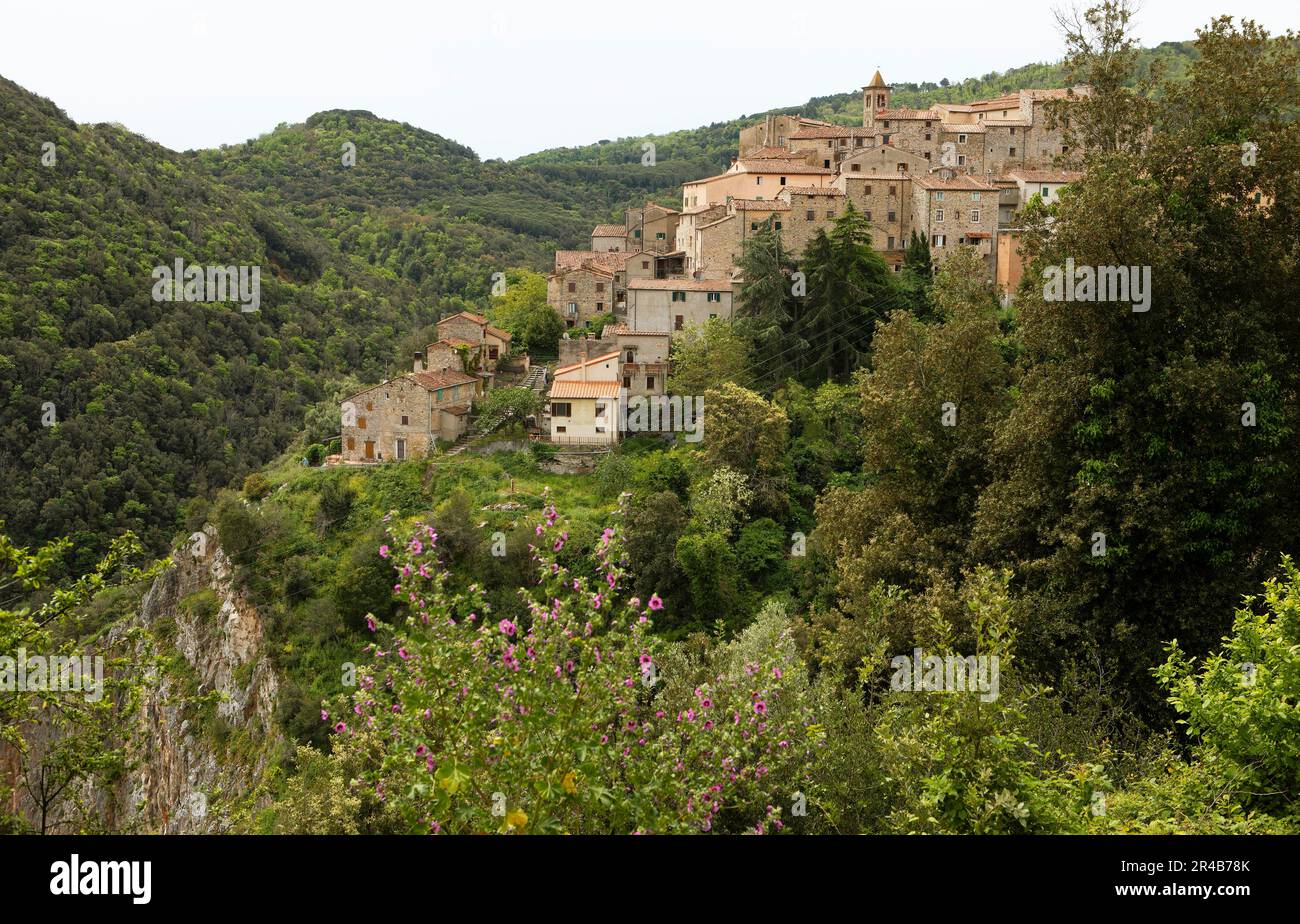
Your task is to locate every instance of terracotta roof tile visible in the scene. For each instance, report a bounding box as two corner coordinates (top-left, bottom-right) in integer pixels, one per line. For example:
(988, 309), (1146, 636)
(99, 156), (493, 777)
(627, 278), (731, 291)
(548, 381), (621, 399)
(591, 224), (627, 238)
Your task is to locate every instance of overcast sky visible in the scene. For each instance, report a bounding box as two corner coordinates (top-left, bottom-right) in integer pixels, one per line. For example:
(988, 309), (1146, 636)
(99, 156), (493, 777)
(1, 0), (1293, 160)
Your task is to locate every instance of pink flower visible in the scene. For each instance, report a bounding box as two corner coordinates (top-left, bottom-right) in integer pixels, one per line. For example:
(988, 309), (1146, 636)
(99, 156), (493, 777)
(365, 615), (376, 632)
(648, 594), (663, 611)
(498, 619), (516, 637)
(333, 721), (347, 733)
(753, 701), (767, 715)
(378, 545), (390, 558)
(320, 709), (329, 722)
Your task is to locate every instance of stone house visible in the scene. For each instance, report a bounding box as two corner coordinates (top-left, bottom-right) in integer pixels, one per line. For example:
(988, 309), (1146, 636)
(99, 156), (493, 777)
(429, 311), (512, 373)
(910, 173), (1000, 270)
(341, 369), (482, 463)
(548, 251), (624, 329)
(625, 203), (679, 254)
(591, 223), (629, 251)
(547, 348), (621, 445)
(682, 159), (834, 210)
(626, 278), (732, 332)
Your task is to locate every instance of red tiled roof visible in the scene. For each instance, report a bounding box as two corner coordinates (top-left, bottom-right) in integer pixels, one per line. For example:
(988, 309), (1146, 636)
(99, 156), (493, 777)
(1007, 169), (1085, 184)
(549, 381), (621, 399)
(627, 278), (731, 291)
(591, 224), (627, 238)
(553, 349), (621, 375)
(438, 310), (487, 326)
(410, 369), (479, 390)
(873, 108), (942, 121)
(783, 186), (844, 197)
(911, 174), (998, 191)
(732, 198), (791, 211)
(736, 159), (834, 174)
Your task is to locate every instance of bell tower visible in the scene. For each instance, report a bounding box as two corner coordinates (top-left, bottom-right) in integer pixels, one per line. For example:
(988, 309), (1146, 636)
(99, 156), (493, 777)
(863, 69), (891, 128)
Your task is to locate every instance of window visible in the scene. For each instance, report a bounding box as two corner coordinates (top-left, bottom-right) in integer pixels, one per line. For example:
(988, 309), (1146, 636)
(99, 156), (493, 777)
(924, 132), (932, 141)
(865, 185), (872, 194)
(751, 222), (759, 231)
(366, 401), (373, 411)
(935, 191), (945, 201)
(567, 302), (578, 315)
(887, 235), (895, 249)
(567, 282), (576, 293)
(346, 437), (355, 451)
(401, 414), (409, 426)
(971, 191), (981, 201)
(671, 291), (686, 302)
(595, 403), (606, 418)
(924, 152), (931, 160)
(925, 120), (932, 128)
(674, 315), (684, 331)
(551, 402), (572, 417)
(851, 163), (861, 172)
(806, 210), (815, 220)
(646, 376), (655, 389)
(823, 160), (830, 168)
(971, 209), (981, 222)
(625, 350), (634, 362)
(876, 94), (885, 106)
(893, 264), (901, 273)
(957, 155), (966, 166)
(864, 210), (872, 221)
(633, 229), (642, 238)
(888, 185), (896, 196)
(883, 120), (890, 128)
(887, 210), (896, 222)
(396, 438), (406, 461)
(897, 163), (907, 173)
(779, 176), (786, 184)
(707, 292), (721, 303)
(656, 231), (666, 239)
(774, 221), (782, 230)
(641, 260), (649, 269)
(931, 234), (946, 247)
(596, 302), (604, 312)
(565, 320), (575, 328)
(595, 282), (605, 292)
(357, 416), (367, 429)
(709, 313), (717, 319)
(1042, 185), (1051, 198)
(488, 345), (499, 360)
(755, 176), (762, 185)
(958, 134), (968, 144)
(623, 376), (631, 388)
(826, 210), (835, 219)
(935, 209), (945, 222)
(1009, 147), (1017, 156)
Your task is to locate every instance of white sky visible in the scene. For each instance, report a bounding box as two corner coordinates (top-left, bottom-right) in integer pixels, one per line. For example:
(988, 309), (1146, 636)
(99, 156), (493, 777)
(1, 0), (1293, 160)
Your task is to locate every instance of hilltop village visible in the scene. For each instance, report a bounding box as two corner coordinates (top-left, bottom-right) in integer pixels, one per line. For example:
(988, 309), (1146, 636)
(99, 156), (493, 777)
(341, 72), (1085, 461)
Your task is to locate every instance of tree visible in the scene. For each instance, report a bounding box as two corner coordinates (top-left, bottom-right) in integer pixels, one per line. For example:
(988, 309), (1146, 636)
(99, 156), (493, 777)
(488, 268), (563, 358)
(668, 317), (752, 395)
(797, 203), (897, 383)
(734, 222), (795, 388)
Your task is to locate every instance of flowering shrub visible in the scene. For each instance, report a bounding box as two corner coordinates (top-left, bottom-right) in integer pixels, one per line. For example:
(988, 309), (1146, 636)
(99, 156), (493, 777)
(325, 497), (815, 833)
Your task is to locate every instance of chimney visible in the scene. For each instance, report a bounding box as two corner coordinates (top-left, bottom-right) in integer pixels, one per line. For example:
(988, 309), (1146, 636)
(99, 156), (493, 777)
(413, 351), (425, 373)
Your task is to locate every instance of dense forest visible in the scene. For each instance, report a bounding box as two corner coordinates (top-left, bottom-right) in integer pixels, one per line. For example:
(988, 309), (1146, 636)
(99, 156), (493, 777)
(3, 9), (1299, 837)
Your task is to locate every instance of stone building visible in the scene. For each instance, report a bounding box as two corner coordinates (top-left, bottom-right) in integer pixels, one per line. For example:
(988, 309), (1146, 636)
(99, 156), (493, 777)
(625, 203), (680, 254)
(682, 158), (834, 210)
(341, 369), (482, 463)
(910, 173), (1000, 268)
(626, 278), (733, 332)
(591, 223), (629, 251)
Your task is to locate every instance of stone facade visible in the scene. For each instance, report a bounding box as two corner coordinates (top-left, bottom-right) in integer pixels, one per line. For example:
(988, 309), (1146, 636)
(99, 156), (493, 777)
(341, 370), (482, 463)
(548, 263), (616, 329)
(910, 174), (1000, 268)
(626, 279), (732, 332)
